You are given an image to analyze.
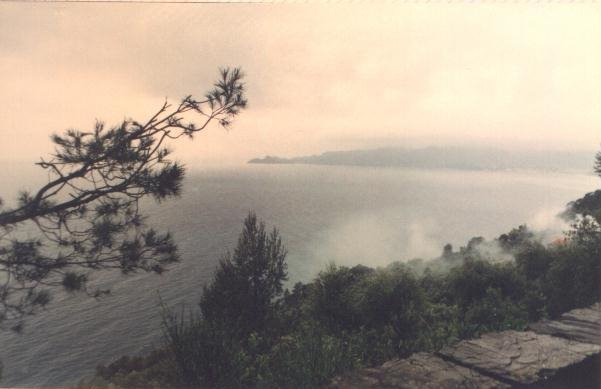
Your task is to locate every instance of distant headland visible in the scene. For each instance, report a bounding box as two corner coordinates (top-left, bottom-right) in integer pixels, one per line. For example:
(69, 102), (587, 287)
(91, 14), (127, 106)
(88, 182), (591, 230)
(248, 146), (596, 173)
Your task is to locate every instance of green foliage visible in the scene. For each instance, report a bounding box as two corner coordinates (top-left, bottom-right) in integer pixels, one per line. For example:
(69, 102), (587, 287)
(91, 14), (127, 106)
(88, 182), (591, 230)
(94, 350), (176, 389)
(498, 225), (536, 252)
(353, 266), (427, 355)
(163, 309), (249, 387)
(200, 212), (287, 338)
(99, 196), (601, 388)
(462, 287), (528, 335)
(0, 68), (247, 328)
(152, 213), (289, 388)
(264, 323), (361, 388)
(544, 218), (601, 317)
(514, 241), (551, 281)
(447, 260), (513, 306)
(309, 264), (366, 332)
(563, 190), (601, 223)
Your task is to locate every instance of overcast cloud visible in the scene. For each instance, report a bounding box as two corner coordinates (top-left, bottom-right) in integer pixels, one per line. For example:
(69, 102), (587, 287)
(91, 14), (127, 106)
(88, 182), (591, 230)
(0, 3), (599, 166)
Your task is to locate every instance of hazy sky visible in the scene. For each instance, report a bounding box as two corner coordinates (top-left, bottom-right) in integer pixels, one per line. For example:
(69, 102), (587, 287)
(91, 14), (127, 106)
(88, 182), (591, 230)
(0, 3), (599, 166)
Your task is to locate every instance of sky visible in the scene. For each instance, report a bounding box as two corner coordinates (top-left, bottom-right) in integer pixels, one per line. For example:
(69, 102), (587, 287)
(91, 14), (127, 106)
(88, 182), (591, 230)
(0, 2), (600, 166)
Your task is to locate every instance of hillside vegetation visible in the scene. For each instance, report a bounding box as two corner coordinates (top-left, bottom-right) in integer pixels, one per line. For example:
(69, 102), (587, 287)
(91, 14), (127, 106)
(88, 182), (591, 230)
(84, 184), (601, 388)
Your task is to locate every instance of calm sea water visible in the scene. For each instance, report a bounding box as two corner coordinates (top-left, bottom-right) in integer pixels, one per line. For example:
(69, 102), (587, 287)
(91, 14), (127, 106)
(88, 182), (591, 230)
(0, 164), (598, 386)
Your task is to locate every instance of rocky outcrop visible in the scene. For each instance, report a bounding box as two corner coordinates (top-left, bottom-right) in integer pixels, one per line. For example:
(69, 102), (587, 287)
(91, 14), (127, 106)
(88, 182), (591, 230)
(439, 330), (599, 385)
(329, 303), (600, 388)
(528, 302), (601, 345)
(329, 352), (509, 389)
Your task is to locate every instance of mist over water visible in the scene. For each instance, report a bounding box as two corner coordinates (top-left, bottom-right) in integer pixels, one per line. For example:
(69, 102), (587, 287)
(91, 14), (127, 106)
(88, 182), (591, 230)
(0, 164), (598, 386)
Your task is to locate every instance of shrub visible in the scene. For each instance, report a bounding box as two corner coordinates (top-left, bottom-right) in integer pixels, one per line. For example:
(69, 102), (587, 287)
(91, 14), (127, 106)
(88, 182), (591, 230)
(263, 323), (360, 388)
(200, 212), (287, 339)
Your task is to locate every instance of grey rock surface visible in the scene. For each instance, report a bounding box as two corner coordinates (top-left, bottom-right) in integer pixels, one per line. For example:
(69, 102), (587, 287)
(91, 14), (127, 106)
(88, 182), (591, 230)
(328, 352), (508, 389)
(327, 303), (601, 388)
(438, 330), (600, 385)
(529, 303), (601, 345)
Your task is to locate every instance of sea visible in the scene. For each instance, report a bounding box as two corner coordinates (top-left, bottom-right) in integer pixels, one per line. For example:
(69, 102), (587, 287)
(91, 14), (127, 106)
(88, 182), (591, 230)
(0, 164), (598, 386)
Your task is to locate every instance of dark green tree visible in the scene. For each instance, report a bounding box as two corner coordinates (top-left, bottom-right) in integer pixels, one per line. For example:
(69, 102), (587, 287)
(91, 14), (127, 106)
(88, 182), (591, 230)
(310, 264), (364, 332)
(562, 147), (601, 223)
(442, 243), (453, 259)
(0, 68), (247, 329)
(497, 225), (535, 252)
(544, 218), (601, 316)
(200, 212), (288, 337)
(563, 190), (601, 223)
